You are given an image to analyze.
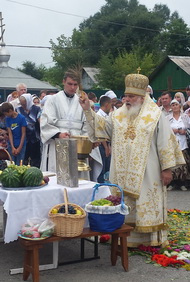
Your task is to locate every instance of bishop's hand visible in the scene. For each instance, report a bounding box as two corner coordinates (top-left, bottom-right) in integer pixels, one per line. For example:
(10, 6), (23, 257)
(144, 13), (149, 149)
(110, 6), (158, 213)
(161, 169), (173, 186)
(79, 92), (91, 111)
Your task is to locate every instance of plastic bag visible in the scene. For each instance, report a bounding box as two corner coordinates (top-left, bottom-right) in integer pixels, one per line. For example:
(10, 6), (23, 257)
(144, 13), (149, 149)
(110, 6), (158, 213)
(20, 218), (55, 239)
(38, 219), (55, 238)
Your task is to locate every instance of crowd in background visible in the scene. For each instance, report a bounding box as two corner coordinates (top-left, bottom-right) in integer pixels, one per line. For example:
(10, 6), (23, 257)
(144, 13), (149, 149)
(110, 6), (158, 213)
(1, 82), (190, 191)
(0, 85), (54, 167)
(88, 85), (190, 190)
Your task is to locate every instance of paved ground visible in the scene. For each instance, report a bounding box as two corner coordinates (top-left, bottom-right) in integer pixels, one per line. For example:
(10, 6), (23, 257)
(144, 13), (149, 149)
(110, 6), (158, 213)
(0, 189), (190, 282)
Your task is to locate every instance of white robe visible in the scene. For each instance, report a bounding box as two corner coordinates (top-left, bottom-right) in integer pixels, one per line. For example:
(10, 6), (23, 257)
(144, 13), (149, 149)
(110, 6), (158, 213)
(83, 95), (185, 247)
(40, 91), (102, 181)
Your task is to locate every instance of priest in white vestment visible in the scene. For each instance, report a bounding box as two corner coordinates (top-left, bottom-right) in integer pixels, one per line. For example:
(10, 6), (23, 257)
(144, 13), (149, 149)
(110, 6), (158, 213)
(79, 73), (185, 247)
(40, 69), (102, 181)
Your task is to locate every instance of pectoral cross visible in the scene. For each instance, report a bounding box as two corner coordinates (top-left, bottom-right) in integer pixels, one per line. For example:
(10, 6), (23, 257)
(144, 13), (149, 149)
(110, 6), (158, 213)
(124, 125), (136, 140)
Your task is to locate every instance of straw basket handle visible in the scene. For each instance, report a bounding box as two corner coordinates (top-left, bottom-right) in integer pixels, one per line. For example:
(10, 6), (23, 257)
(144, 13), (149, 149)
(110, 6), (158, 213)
(0, 148), (13, 163)
(63, 188), (69, 214)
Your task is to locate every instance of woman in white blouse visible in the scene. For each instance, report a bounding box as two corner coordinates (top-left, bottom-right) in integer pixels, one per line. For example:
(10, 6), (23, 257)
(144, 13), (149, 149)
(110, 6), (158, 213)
(167, 99), (190, 191)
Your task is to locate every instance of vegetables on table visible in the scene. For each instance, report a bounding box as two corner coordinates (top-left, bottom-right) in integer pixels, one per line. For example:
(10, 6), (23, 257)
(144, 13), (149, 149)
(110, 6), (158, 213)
(22, 167), (43, 187)
(1, 167), (22, 187)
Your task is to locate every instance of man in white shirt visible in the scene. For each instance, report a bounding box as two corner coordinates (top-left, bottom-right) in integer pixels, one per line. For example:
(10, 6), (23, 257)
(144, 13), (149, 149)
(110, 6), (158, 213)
(104, 90), (117, 110)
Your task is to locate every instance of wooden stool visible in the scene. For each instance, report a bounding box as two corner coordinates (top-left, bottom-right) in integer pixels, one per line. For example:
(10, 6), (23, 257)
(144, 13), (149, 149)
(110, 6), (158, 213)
(19, 224), (133, 282)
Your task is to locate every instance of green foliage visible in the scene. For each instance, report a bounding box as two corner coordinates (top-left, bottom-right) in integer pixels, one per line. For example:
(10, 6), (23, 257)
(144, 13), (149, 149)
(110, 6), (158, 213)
(18, 61), (47, 80)
(97, 48), (156, 89)
(50, 34), (86, 71)
(18, 0), (190, 90)
(159, 12), (190, 56)
(42, 65), (63, 89)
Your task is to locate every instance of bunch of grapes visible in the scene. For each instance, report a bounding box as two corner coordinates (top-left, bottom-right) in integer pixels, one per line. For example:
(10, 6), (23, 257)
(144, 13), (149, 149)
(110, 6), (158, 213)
(91, 199), (113, 206)
(15, 165), (29, 175)
(58, 205), (76, 214)
(8, 164), (29, 174)
(105, 195), (121, 206)
(0, 160), (7, 171)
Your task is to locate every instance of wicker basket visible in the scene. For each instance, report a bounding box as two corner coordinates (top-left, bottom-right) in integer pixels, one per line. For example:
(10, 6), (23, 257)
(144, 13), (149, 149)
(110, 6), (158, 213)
(48, 188), (86, 237)
(0, 148), (13, 162)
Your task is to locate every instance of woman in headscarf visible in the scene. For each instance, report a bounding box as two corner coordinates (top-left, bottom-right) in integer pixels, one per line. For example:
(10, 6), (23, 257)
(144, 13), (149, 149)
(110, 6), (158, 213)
(17, 94), (41, 167)
(32, 96), (41, 107)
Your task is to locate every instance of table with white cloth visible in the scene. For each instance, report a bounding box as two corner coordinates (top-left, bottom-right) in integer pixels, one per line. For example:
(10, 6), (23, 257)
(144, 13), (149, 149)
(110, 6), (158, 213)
(0, 176), (111, 244)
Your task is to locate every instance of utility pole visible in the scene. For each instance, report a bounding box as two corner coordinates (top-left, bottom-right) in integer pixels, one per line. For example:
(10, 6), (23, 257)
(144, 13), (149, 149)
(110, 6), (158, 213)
(0, 12), (5, 43)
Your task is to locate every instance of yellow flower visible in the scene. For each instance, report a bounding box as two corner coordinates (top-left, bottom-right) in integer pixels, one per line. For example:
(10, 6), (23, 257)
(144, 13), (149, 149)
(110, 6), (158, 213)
(182, 264), (190, 271)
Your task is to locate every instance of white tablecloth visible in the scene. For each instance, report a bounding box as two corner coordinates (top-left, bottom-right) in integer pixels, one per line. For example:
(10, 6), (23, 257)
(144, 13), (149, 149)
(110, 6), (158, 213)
(0, 177), (111, 243)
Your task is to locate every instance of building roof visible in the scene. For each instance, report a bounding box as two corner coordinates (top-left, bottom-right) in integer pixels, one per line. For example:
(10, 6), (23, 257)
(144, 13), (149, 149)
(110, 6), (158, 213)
(83, 67), (100, 84)
(149, 55), (190, 80)
(0, 66), (57, 90)
(169, 56), (190, 75)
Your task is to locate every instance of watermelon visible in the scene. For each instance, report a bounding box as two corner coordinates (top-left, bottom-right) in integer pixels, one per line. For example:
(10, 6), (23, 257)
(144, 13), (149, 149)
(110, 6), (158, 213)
(22, 167), (43, 187)
(1, 167), (22, 187)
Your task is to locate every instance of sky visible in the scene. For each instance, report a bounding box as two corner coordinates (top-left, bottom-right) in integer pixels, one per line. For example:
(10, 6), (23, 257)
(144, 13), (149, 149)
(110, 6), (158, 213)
(1, 0), (190, 69)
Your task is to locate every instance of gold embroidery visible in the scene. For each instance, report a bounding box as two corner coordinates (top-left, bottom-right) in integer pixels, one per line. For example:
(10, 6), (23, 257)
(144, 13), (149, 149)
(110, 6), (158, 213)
(127, 239), (169, 248)
(115, 112), (126, 122)
(96, 116), (106, 131)
(124, 125), (136, 140)
(142, 114), (154, 124)
(159, 133), (185, 169)
(112, 96), (161, 198)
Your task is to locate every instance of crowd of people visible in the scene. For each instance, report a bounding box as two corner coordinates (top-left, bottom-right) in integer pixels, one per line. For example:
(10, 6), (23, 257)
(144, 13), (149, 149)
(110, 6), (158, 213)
(1, 76), (190, 189)
(0, 86), (52, 166)
(0, 69), (190, 248)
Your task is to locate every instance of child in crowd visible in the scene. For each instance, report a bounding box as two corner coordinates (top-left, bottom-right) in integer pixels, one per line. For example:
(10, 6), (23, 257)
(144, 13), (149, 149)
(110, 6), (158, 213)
(1, 102), (27, 165)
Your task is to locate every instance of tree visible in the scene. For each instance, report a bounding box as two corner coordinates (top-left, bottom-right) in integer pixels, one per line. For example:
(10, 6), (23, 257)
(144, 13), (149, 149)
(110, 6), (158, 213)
(18, 61), (47, 80)
(159, 12), (190, 56)
(23, 0), (189, 89)
(50, 34), (87, 72)
(97, 48), (156, 89)
(42, 65), (63, 89)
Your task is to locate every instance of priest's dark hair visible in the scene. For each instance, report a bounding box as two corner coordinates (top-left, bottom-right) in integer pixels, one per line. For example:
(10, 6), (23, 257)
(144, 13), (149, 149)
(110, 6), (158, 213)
(63, 68), (81, 85)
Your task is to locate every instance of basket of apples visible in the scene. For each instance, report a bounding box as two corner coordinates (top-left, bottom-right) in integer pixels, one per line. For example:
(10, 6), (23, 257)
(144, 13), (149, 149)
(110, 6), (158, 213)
(85, 183), (130, 232)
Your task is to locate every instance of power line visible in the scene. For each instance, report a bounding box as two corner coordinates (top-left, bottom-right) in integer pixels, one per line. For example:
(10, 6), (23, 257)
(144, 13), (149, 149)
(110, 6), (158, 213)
(6, 44), (51, 49)
(6, 0), (190, 38)
(6, 0), (87, 19)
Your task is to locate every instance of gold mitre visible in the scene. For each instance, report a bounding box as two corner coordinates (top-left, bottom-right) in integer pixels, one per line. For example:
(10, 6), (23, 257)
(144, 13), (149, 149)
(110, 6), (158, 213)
(124, 73), (149, 96)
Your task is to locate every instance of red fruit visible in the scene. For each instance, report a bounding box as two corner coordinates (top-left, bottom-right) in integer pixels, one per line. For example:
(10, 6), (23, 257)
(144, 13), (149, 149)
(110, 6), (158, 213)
(43, 176), (50, 183)
(100, 234), (110, 243)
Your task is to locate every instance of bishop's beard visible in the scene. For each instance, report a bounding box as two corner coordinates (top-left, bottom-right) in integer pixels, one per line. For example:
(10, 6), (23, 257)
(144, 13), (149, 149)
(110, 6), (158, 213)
(122, 101), (142, 119)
